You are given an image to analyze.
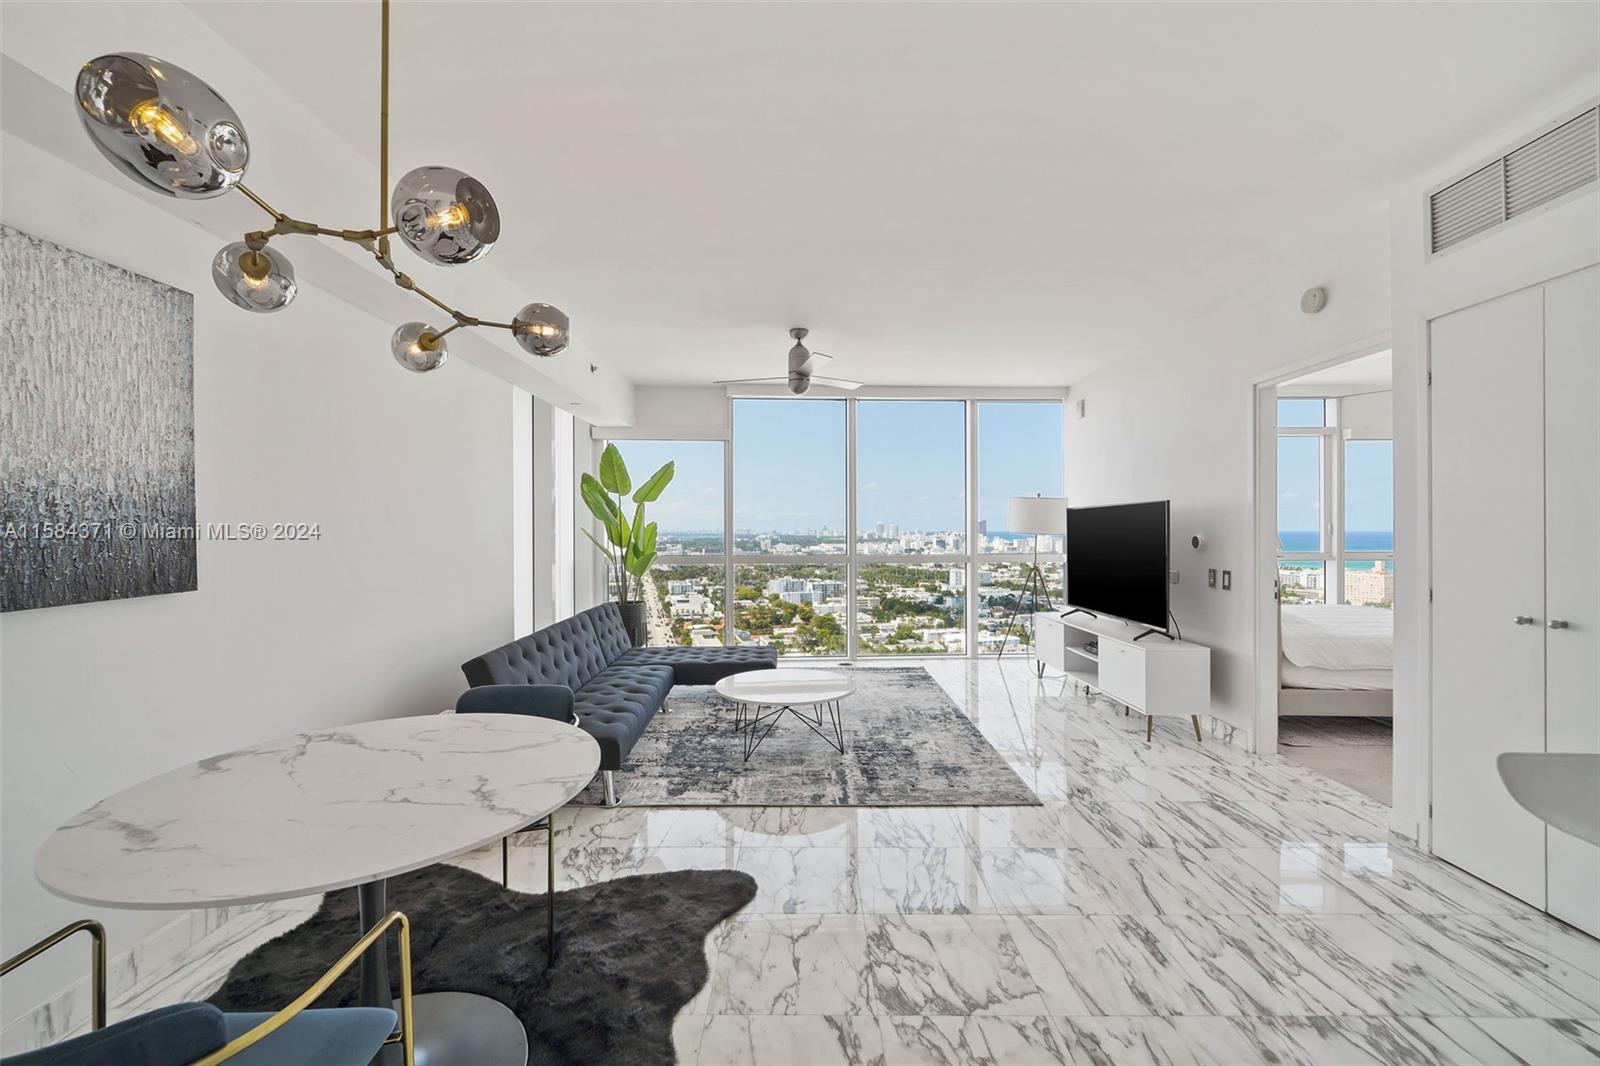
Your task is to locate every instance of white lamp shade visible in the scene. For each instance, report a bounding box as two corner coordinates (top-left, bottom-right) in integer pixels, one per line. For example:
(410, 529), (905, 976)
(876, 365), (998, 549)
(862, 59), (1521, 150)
(1008, 495), (1068, 535)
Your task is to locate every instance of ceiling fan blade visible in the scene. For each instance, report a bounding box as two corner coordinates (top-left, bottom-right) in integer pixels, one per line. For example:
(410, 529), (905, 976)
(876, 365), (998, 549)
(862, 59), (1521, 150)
(808, 375), (863, 390)
(798, 351), (834, 375)
(714, 376), (788, 385)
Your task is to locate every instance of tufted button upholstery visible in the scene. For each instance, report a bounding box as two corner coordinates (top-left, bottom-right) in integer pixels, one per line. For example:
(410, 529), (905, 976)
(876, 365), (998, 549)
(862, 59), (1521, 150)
(619, 645), (778, 687)
(461, 603), (778, 771)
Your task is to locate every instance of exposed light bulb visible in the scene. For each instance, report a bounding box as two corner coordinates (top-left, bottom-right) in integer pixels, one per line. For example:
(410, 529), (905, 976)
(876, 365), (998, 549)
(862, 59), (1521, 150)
(390, 167), (498, 265)
(237, 249), (271, 289)
(129, 99), (197, 156)
(511, 302), (570, 358)
(424, 203), (470, 230)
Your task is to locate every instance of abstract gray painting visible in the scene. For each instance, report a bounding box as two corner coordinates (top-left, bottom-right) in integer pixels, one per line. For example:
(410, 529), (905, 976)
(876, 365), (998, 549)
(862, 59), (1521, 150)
(1, 226), (196, 612)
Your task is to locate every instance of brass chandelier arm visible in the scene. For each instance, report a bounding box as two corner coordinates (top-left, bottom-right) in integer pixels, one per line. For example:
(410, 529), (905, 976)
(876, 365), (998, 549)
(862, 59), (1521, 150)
(233, 180), (522, 342)
(379, 0), (391, 261)
(236, 184), (396, 246)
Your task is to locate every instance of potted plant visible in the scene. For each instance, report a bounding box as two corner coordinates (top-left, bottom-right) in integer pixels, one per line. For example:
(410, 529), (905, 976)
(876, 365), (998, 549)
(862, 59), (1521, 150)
(580, 443), (674, 646)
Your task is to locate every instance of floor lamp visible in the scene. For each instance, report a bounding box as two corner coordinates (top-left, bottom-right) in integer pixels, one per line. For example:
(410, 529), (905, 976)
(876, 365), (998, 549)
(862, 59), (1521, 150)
(997, 496), (1069, 670)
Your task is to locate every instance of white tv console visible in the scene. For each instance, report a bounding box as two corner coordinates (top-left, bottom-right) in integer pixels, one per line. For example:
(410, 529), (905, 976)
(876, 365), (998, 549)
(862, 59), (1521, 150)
(1034, 611), (1211, 743)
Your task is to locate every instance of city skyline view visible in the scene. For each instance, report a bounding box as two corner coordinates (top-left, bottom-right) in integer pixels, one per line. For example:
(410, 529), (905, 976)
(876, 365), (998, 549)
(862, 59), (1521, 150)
(613, 399), (1066, 542)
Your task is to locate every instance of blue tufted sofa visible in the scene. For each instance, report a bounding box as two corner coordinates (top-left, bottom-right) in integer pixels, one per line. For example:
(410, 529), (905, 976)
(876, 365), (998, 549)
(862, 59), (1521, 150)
(461, 602), (776, 805)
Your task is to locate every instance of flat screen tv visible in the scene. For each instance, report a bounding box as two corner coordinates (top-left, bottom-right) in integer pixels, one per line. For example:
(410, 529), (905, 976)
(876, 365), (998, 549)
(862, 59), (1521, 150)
(1065, 501), (1171, 630)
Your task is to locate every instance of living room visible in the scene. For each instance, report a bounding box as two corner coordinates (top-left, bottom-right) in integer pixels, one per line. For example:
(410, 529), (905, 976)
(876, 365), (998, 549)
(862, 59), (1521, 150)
(2, 2), (1597, 1065)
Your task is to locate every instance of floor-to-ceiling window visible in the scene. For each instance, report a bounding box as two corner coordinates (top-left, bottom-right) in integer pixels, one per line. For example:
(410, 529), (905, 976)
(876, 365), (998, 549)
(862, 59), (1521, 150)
(731, 400), (848, 654)
(975, 401), (1066, 655)
(1342, 438), (1395, 607)
(609, 439), (726, 646)
(613, 394), (1063, 657)
(855, 400), (967, 655)
(1275, 397), (1394, 606)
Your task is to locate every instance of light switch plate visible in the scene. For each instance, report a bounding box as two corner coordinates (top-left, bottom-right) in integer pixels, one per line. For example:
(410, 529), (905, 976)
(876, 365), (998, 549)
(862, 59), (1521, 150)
(1221, 570), (1232, 590)
(1208, 568), (1217, 588)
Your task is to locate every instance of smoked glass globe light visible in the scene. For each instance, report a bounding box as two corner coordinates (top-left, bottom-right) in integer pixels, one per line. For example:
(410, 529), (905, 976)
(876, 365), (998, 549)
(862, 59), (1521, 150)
(512, 303), (570, 358)
(211, 242), (296, 312)
(391, 322), (449, 373)
(390, 166), (500, 265)
(76, 53), (249, 198)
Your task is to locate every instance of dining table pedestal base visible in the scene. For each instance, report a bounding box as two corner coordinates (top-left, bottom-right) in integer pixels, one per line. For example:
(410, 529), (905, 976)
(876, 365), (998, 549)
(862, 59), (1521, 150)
(376, 991), (527, 1066)
(360, 879), (528, 1066)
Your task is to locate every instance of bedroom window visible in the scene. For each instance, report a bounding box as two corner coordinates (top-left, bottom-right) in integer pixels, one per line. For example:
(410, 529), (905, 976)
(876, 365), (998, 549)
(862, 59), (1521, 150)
(1276, 400), (1394, 606)
(1342, 439), (1395, 607)
(1277, 428), (1328, 604)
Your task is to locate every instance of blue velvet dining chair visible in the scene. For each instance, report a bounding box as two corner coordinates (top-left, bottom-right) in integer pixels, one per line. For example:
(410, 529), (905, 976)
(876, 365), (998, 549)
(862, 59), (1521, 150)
(2, 913), (415, 1066)
(454, 685), (574, 963)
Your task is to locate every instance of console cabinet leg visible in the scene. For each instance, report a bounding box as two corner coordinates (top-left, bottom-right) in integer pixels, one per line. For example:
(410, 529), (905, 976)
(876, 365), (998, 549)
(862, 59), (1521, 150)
(1146, 714), (1154, 743)
(1191, 714), (1203, 743)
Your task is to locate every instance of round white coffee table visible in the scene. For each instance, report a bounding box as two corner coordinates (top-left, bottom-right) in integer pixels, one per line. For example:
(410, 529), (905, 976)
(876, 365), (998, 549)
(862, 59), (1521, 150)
(715, 668), (855, 762)
(35, 713), (600, 1066)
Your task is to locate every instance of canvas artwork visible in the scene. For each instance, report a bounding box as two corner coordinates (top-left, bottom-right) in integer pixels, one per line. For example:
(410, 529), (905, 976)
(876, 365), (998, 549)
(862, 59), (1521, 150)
(1, 226), (197, 612)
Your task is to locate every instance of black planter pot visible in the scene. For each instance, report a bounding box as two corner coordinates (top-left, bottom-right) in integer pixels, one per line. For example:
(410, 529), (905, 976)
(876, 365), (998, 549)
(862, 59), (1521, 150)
(617, 600), (647, 647)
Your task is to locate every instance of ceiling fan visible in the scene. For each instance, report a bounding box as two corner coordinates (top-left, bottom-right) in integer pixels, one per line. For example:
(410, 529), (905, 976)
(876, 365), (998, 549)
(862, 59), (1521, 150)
(715, 327), (863, 395)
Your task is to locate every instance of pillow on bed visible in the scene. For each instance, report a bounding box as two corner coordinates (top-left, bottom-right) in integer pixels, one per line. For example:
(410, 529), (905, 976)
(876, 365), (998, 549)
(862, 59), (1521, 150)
(1281, 604), (1393, 671)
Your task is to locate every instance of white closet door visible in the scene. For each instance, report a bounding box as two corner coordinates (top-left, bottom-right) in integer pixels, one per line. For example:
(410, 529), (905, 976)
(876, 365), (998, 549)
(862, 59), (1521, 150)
(1544, 265), (1600, 936)
(1430, 285), (1547, 907)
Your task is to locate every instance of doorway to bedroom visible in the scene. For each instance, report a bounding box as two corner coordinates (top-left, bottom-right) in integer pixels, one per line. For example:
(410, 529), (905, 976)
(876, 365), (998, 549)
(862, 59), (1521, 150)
(1254, 348), (1395, 806)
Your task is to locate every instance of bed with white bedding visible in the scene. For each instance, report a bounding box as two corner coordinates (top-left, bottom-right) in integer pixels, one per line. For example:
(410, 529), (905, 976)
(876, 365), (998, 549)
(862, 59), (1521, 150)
(1279, 604), (1394, 716)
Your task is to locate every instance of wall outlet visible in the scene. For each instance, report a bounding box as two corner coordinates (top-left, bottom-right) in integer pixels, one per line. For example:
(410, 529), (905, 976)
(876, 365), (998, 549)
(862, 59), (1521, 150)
(1221, 570), (1232, 590)
(1207, 568), (1217, 588)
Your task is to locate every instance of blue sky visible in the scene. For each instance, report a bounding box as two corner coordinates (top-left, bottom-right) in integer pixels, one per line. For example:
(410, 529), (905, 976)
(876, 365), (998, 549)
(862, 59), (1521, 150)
(1277, 435), (1393, 533)
(614, 400), (1065, 535)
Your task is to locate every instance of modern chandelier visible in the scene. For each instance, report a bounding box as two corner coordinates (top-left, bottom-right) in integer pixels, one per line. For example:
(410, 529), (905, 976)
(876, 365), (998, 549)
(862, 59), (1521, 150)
(73, 0), (568, 373)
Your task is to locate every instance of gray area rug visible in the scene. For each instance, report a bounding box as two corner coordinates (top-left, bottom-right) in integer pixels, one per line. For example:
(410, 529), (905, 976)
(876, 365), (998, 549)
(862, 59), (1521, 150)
(573, 666), (1039, 807)
(1279, 715), (1394, 747)
(210, 864), (755, 1066)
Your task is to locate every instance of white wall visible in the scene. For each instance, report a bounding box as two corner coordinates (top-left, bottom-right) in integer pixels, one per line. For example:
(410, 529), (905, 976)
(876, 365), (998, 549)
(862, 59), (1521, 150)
(1064, 212), (1392, 738)
(1388, 87), (1600, 843)
(611, 386), (732, 440)
(1339, 390), (1394, 438)
(0, 132), (519, 1029)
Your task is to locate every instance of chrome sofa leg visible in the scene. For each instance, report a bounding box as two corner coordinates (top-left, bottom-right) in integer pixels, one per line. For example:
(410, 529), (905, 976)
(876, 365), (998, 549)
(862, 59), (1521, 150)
(602, 770), (620, 808)
(660, 699), (670, 714)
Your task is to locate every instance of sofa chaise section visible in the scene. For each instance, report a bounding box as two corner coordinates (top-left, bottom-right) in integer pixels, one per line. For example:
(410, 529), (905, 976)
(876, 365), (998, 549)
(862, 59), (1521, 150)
(461, 602), (776, 804)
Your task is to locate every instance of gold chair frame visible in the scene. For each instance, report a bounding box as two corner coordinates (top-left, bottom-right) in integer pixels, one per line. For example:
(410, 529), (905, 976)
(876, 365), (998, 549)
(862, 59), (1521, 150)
(3, 912), (415, 1066)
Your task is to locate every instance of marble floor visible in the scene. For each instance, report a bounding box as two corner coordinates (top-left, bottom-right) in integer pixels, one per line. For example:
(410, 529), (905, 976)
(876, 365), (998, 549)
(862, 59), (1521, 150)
(94, 660), (1599, 1065)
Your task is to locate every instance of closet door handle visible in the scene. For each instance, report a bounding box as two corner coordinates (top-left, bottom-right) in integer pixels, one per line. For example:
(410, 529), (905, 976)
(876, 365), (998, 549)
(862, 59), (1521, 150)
(1512, 615), (1538, 626)
(1548, 619), (1570, 630)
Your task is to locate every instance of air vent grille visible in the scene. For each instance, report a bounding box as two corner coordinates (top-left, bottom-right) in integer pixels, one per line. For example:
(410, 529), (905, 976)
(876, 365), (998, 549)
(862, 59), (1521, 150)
(1430, 163), (1503, 252)
(1429, 106), (1598, 256)
(1506, 110), (1599, 218)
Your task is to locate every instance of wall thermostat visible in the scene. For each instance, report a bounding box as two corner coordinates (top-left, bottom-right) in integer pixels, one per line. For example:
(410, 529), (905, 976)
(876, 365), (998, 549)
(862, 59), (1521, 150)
(1189, 534), (1205, 550)
(1300, 286), (1328, 314)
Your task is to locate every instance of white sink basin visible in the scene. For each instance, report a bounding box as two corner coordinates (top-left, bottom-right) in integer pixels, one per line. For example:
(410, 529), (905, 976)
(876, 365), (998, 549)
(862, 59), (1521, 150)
(1497, 753), (1600, 847)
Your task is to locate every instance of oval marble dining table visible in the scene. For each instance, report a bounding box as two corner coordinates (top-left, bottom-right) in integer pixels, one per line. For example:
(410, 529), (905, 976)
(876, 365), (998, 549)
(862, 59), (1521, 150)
(35, 712), (601, 1066)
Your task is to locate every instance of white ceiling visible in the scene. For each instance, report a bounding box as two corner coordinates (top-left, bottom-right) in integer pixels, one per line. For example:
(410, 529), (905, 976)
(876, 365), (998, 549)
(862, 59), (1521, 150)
(1284, 350), (1393, 392)
(187, 1), (1597, 390)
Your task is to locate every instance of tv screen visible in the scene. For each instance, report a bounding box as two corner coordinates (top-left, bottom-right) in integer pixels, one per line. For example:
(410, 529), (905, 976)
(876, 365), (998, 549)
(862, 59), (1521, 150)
(1066, 501), (1171, 629)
